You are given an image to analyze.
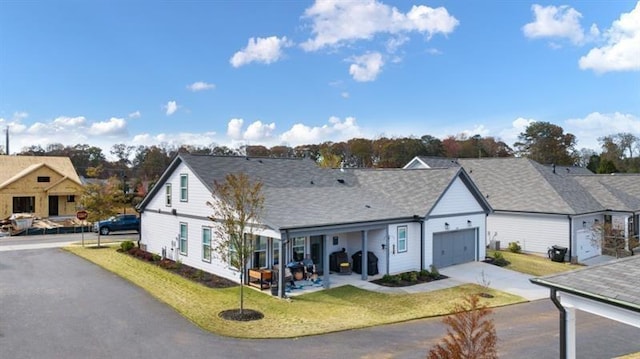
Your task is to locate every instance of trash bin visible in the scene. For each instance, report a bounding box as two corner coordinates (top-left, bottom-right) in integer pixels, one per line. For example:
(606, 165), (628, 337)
(351, 251), (379, 275)
(550, 245), (568, 262)
(271, 283), (278, 296)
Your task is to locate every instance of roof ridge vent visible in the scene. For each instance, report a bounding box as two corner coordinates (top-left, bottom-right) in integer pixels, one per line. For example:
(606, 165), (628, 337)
(337, 179), (345, 184)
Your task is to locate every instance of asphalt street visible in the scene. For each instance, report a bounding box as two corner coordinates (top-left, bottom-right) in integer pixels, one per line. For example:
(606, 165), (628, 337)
(1, 245), (638, 358)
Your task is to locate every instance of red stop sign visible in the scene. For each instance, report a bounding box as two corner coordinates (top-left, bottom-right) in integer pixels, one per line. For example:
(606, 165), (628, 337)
(76, 210), (88, 220)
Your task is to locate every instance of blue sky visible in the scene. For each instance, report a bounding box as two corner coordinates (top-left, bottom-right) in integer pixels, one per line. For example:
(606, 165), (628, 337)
(1, 0), (639, 157)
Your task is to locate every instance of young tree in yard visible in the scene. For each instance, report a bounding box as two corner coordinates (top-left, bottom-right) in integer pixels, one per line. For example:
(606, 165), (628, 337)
(208, 173), (264, 316)
(427, 294), (498, 359)
(81, 176), (120, 247)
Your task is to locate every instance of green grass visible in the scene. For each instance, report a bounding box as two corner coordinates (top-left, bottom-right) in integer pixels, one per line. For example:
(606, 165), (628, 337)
(65, 245), (526, 338)
(488, 250), (582, 276)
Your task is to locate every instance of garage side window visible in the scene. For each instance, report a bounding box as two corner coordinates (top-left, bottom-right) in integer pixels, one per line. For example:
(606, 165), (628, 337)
(179, 222), (188, 255)
(397, 226), (407, 253)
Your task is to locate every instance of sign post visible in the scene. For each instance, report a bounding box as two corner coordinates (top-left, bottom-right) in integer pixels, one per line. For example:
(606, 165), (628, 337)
(77, 210), (88, 247)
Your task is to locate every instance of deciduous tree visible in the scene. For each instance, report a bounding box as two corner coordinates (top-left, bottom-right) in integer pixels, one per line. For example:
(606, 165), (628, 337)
(207, 173), (264, 315)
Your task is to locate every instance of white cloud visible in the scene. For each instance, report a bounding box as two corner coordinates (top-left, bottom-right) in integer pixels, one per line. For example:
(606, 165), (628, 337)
(128, 111), (141, 119)
(53, 116), (86, 127)
(227, 118), (244, 140)
(131, 131), (218, 148)
(522, 4), (587, 45)
(164, 101), (178, 116)
(386, 35), (409, 53)
(89, 117), (127, 136)
(461, 125), (490, 138)
(301, 0), (458, 51)
(341, 91), (350, 98)
(426, 48), (443, 55)
(13, 111), (28, 121)
(187, 81), (215, 92)
(244, 120), (276, 141)
(498, 117), (536, 147)
(579, 2), (640, 73)
(566, 112), (640, 150)
(349, 52), (384, 82)
(230, 36), (293, 68)
(280, 116), (362, 145)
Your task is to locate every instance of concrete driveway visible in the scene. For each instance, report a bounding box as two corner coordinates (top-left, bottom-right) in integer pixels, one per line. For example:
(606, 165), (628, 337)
(440, 261), (549, 300)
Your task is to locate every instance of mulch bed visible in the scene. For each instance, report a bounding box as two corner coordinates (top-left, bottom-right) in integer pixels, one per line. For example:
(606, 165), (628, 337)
(122, 247), (238, 289)
(219, 309), (264, 321)
(371, 273), (448, 287)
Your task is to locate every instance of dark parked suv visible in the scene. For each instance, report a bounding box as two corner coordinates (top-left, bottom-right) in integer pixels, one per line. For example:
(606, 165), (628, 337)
(93, 214), (140, 235)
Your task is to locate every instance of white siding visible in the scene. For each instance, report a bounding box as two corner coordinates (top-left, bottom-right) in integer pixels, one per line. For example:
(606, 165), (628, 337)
(141, 211), (242, 282)
(144, 162), (212, 219)
(488, 213), (569, 255)
(424, 213), (486, 268)
(430, 177), (483, 216)
(571, 214), (602, 261)
(388, 222), (421, 274)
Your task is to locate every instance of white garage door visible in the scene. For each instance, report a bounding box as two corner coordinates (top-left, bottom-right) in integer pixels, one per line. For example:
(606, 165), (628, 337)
(433, 229), (476, 268)
(576, 229), (600, 260)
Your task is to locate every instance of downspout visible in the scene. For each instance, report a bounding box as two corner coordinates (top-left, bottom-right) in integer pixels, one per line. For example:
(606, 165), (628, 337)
(568, 216), (573, 263)
(550, 288), (567, 359)
(419, 217), (425, 271)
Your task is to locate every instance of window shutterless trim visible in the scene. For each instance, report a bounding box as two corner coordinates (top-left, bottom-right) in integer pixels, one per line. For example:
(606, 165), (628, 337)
(397, 225), (408, 253)
(165, 183), (172, 207)
(179, 222), (188, 255)
(180, 174), (188, 202)
(202, 227), (212, 263)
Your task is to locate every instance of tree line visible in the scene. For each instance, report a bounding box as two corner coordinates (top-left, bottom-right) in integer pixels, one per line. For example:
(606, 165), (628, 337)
(13, 122), (640, 187)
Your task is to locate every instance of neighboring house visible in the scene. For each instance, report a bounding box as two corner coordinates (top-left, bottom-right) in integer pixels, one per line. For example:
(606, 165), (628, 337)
(137, 154), (491, 296)
(531, 256), (640, 359)
(0, 156), (83, 219)
(404, 156), (640, 262)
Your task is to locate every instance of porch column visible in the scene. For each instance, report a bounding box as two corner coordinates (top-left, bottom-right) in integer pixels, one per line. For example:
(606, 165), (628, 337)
(323, 234), (330, 289)
(565, 304), (577, 359)
(361, 230), (368, 280)
(278, 231), (288, 298)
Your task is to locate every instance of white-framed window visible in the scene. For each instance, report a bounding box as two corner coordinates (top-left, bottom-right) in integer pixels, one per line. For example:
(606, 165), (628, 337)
(165, 183), (172, 207)
(202, 227), (211, 263)
(292, 237), (305, 261)
(253, 236), (267, 268)
(180, 174), (188, 202)
(397, 226), (407, 253)
(179, 222), (188, 255)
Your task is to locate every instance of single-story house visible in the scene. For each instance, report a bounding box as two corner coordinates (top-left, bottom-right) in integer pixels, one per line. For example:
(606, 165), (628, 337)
(531, 255), (640, 359)
(137, 154), (492, 297)
(0, 155), (83, 219)
(404, 156), (640, 262)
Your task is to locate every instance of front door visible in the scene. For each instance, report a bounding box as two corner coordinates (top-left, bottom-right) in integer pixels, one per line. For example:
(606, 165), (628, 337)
(48, 196), (59, 216)
(310, 235), (324, 274)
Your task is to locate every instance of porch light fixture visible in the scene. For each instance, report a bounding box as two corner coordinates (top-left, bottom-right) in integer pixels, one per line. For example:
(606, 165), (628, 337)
(594, 219), (599, 224)
(467, 220), (472, 227)
(445, 222), (450, 230)
(582, 221), (587, 228)
(381, 243), (386, 250)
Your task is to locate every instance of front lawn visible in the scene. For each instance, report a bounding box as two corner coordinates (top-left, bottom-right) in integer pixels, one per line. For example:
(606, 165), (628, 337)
(487, 250), (582, 276)
(66, 245), (526, 338)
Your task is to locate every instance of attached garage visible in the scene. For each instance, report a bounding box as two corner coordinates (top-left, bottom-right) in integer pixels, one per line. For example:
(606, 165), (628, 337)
(433, 229), (477, 268)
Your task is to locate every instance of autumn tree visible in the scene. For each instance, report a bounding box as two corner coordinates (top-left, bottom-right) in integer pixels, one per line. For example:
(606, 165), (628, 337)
(421, 135), (444, 156)
(81, 174), (120, 247)
(515, 121), (578, 165)
(427, 294), (498, 359)
(208, 173), (264, 316)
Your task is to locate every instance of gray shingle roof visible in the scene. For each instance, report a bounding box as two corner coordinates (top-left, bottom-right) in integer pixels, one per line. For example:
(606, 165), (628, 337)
(573, 175), (640, 212)
(416, 156), (461, 168)
(170, 154), (476, 230)
(532, 255), (640, 311)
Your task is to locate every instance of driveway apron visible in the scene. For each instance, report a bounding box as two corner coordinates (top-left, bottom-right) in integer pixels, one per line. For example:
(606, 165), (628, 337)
(440, 261), (549, 300)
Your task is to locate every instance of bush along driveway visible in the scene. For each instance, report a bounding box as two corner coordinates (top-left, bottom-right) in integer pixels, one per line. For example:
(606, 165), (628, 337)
(65, 245), (526, 338)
